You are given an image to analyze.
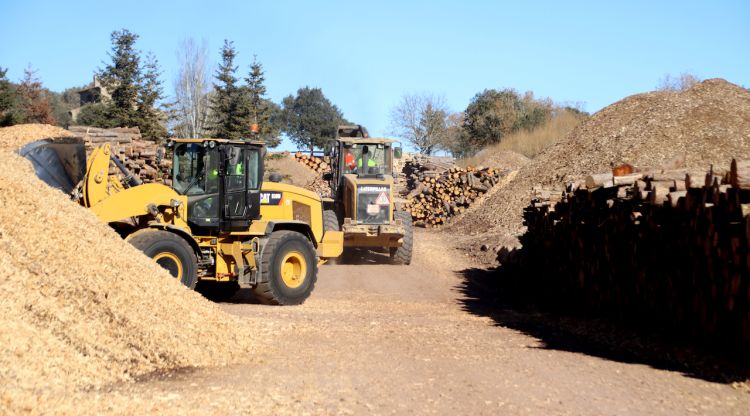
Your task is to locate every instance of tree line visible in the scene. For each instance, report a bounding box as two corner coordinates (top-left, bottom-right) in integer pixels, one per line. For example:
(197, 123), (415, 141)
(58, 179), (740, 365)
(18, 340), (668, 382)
(0, 29), (350, 150)
(0, 66), (76, 128)
(388, 90), (588, 158)
(2, 27), (608, 157)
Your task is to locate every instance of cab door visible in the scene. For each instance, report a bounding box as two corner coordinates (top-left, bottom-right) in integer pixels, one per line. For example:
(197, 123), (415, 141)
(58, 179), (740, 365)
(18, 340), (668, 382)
(220, 145), (262, 231)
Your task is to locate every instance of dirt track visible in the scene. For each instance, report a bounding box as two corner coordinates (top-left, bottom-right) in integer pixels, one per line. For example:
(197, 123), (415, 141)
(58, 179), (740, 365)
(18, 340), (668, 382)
(71, 229), (747, 415)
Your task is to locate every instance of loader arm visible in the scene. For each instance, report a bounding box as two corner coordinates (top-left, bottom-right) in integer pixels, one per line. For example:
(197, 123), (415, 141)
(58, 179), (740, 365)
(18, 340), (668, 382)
(82, 144), (123, 208)
(79, 143), (188, 225)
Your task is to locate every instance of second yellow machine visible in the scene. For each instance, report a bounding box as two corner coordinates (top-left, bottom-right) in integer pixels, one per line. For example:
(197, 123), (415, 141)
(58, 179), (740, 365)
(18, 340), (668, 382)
(21, 137), (343, 305)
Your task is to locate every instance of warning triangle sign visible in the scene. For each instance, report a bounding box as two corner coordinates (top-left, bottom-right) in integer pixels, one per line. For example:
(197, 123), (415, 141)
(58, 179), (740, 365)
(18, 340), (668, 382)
(375, 191), (390, 205)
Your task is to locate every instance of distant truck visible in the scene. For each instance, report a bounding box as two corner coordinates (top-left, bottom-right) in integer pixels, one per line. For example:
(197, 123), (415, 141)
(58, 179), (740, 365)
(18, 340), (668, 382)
(322, 125), (413, 264)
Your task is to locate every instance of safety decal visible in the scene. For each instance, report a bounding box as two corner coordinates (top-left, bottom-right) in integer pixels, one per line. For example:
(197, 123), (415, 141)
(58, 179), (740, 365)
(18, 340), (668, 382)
(375, 191), (390, 205)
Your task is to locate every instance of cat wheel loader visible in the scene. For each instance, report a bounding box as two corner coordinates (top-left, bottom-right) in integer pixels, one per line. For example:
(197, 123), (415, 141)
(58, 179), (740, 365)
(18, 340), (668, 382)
(322, 125), (413, 264)
(19, 137), (343, 305)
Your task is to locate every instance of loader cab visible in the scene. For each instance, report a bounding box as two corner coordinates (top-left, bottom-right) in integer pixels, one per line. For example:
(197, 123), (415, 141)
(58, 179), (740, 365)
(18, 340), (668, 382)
(171, 139), (263, 232)
(326, 138), (402, 196)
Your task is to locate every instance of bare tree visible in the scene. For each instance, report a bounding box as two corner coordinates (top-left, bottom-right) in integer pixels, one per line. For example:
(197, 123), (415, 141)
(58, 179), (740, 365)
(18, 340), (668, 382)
(657, 72), (701, 92)
(172, 38), (212, 138)
(388, 93), (451, 155)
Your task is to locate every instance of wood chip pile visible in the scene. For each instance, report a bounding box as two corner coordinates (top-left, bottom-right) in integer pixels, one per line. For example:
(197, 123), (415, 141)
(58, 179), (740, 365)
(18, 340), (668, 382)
(520, 161), (750, 343)
(402, 157), (508, 227)
(0, 124), (264, 408)
(445, 79), (750, 265)
(69, 126), (171, 186)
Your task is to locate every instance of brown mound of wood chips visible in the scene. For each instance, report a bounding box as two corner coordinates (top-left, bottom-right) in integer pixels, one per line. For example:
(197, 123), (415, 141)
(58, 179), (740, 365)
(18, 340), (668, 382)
(448, 79), (750, 255)
(0, 124), (261, 407)
(476, 150), (530, 172)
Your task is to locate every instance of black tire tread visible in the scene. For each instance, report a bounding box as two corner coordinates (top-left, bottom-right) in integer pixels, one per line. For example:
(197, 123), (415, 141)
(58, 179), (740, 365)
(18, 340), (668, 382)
(253, 230), (318, 305)
(323, 209), (340, 232)
(128, 229), (198, 289)
(391, 211), (414, 265)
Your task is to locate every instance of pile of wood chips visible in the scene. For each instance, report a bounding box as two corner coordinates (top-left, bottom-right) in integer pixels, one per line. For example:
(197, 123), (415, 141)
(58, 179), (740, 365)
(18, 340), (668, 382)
(522, 160), (750, 343)
(0, 124), (264, 409)
(446, 79), (750, 259)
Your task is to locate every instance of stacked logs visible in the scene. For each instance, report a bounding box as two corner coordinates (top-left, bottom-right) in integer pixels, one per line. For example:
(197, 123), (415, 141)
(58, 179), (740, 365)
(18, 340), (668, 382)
(294, 152), (329, 174)
(305, 177), (332, 197)
(403, 166), (506, 228)
(402, 154), (456, 190)
(520, 161), (750, 343)
(68, 126), (170, 185)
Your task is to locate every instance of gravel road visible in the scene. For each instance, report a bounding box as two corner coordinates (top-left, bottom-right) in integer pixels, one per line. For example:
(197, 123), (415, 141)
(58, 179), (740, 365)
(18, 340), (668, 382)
(84, 229), (750, 415)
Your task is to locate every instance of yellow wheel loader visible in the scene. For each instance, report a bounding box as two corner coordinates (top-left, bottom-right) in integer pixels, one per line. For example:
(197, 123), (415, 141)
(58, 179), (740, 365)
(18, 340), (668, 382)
(20, 137), (343, 305)
(322, 125), (413, 264)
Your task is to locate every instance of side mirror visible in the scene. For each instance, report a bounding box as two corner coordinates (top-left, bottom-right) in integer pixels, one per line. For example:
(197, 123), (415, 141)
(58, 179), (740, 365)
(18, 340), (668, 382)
(324, 144), (331, 157)
(322, 172), (333, 181)
(394, 147), (402, 159)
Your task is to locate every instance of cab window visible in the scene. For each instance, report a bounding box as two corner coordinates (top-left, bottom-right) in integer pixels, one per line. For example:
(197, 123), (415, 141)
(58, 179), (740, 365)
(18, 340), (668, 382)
(173, 143), (218, 195)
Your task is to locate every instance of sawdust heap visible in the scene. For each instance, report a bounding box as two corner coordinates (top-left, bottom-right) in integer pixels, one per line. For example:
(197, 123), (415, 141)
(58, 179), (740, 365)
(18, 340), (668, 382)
(265, 152), (324, 191)
(0, 124), (261, 405)
(476, 150), (530, 172)
(448, 78), (750, 247)
(0, 123), (73, 150)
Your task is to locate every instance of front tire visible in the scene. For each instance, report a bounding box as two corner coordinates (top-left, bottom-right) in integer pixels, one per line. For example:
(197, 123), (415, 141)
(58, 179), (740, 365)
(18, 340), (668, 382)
(390, 211), (413, 265)
(128, 229), (198, 289)
(253, 231), (317, 305)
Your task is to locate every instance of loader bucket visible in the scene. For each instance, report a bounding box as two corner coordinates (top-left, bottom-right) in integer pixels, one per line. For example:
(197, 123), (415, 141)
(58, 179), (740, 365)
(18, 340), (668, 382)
(18, 138), (87, 195)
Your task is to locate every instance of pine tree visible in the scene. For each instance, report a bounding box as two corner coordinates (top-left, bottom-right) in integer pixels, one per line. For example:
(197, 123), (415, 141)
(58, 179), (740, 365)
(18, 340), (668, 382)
(98, 29), (141, 127)
(0, 67), (17, 126)
(210, 40), (251, 140)
(245, 56), (281, 147)
(16, 67), (56, 125)
(136, 53), (166, 140)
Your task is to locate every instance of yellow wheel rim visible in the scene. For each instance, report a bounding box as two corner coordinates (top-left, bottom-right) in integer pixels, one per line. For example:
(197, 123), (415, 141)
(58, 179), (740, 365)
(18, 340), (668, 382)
(280, 251), (307, 289)
(153, 252), (184, 280)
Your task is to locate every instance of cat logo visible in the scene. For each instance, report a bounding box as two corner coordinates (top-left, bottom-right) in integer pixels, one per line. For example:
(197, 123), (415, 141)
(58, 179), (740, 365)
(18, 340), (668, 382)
(260, 192), (283, 205)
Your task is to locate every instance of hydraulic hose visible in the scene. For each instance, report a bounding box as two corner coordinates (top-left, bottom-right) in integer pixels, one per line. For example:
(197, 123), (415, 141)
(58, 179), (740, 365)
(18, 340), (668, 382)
(110, 154), (142, 187)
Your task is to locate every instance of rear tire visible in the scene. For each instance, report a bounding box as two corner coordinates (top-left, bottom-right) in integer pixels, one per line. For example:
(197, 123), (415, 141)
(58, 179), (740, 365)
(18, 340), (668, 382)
(390, 211), (413, 265)
(129, 230), (198, 289)
(253, 231), (317, 305)
(323, 209), (340, 231)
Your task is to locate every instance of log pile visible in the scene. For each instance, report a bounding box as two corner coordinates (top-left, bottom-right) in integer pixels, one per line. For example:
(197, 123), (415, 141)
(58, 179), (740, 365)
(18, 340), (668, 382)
(305, 176), (332, 197)
(68, 126), (171, 185)
(403, 166), (507, 228)
(293, 152), (329, 174)
(402, 154), (456, 189)
(520, 161), (750, 343)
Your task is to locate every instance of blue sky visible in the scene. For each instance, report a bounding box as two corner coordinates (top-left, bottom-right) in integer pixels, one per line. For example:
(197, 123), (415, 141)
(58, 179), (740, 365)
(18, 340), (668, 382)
(1, 0), (748, 149)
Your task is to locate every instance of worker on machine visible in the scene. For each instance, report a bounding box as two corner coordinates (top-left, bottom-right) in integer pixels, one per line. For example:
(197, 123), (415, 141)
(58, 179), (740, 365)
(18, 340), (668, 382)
(356, 145), (377, 174)
(344, 149), (356, 173)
